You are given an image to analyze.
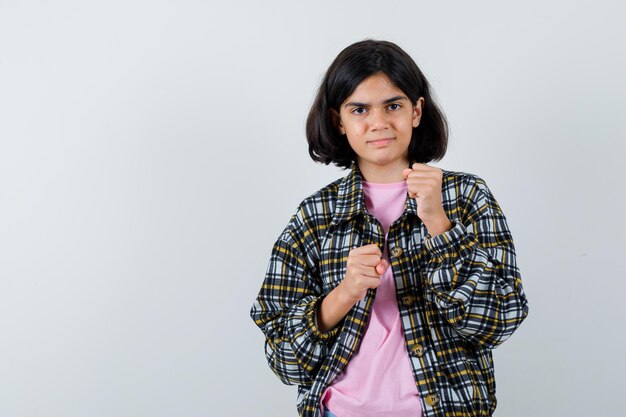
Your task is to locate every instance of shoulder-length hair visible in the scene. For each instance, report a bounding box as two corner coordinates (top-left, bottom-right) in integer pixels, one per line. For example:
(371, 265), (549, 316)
(306, 39), (449, 169)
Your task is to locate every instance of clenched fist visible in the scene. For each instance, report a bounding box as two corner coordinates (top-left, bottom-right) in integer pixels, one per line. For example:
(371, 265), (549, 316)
(402, 162), (453, 237)
(339, 244), (389, 303)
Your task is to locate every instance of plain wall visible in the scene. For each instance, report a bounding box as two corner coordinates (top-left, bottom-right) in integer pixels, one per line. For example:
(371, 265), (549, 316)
(1, 1), (624, 416)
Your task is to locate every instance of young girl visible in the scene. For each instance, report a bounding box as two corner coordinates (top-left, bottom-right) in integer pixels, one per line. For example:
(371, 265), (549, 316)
(250, 39), (529, 417)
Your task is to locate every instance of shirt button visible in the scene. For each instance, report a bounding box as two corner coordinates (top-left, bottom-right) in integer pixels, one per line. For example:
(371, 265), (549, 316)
(410, 343), (424, 357)
(390, 246), (403, 257)
(425, 393), (440, 407)
(400, 295), (415, 306)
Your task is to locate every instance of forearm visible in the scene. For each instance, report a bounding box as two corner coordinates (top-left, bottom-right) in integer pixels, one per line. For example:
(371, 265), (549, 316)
(316, 284), (355, 333)
(424, 220), (529, 348)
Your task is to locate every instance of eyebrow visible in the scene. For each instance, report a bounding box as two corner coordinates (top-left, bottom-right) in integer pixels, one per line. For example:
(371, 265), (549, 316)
(343, 95), (409, 108)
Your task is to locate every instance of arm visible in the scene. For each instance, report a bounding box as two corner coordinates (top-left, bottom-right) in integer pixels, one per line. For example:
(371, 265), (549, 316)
(421, 176), (529, 349)
(250, 223), (340, 386)
(316, 284), (355, 333)
(317, 244), (389, 333)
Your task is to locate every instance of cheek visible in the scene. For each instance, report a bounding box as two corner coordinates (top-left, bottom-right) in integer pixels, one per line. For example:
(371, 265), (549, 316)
(346, 136), (360, 151)
(400, 117), (416, 133)
(344, 122), (363, 139)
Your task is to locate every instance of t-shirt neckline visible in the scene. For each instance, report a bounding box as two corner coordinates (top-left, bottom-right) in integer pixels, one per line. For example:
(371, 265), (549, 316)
(362, 180), (407, 189)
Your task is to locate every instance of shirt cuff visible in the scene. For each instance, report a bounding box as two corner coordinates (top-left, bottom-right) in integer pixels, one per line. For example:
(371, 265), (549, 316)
(305, 295), (342, 342)
(423, 219), (478, 260)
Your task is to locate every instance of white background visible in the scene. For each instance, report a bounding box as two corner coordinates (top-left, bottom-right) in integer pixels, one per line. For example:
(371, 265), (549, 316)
(1, 1), (625, 416)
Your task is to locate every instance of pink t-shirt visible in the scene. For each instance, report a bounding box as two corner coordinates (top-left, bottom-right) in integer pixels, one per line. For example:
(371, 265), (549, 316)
(321, 180), (422, 417)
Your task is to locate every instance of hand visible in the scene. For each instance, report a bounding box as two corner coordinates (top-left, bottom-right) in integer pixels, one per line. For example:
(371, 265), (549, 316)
(402, 163), (452, 234)
(339, 244), (389, 304)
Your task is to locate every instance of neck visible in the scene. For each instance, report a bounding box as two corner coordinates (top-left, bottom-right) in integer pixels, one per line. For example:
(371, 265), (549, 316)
(357, 158), (409, 183)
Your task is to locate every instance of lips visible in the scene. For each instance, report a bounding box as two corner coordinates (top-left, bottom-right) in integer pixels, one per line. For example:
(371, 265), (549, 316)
(368, 138), (395, 145)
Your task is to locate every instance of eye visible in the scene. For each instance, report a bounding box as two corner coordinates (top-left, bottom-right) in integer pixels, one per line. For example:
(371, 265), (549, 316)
(388, 103), (401, 110)
(351, 107), (366, 115)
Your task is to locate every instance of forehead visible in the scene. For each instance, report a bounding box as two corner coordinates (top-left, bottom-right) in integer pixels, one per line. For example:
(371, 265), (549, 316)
(344, 73), (406, 102)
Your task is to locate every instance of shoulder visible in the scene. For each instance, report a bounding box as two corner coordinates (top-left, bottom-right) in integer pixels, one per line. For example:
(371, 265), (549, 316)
(440, 168), (505, 224)
(442, 167), (484, 185)
(298, 176), (343, 214)
(440, 167), (497, 214)
(278, 175), (344, 243)
(441, 167), (492, 196)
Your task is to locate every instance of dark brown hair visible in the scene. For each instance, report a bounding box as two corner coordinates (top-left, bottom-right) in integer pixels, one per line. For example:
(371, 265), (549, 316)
(306, 39), (449, 169)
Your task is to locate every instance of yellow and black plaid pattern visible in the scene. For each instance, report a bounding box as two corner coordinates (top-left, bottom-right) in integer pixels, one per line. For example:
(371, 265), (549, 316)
(250, 162), (529, 417)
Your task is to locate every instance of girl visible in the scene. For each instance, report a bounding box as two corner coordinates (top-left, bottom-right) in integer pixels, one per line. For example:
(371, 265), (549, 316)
(250, 39), (529, 417)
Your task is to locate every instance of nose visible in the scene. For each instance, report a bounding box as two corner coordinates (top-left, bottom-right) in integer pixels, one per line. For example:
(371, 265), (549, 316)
(369, 108), (390, 131)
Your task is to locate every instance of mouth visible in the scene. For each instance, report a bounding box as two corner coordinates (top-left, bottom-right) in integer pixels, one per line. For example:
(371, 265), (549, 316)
(367, 137), (395, 146)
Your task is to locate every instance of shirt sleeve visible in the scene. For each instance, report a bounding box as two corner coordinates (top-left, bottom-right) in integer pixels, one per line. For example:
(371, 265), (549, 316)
(421, 175), (529, 349)
(250, 219), (340, 386)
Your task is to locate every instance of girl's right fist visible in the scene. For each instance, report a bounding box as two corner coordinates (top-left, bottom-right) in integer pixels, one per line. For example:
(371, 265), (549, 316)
(339, 244), (389, 304)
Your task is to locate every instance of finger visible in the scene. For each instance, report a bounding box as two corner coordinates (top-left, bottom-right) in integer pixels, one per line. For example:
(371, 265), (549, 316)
(375, 261), (388, 275)
(412, 162), (429, 171)
(405, 181), (433, 192)
(406, 170), (440, 181)
(355, 254), (385, 267)
(406, 176), (436, 183)
(402, 168), (413, 179)
(351, 244), (382, 256)
(405, 172), (436, 184)
(347, 254), (382, 269)
(353, 265), (383, 278)
(380, 258), (389, 270)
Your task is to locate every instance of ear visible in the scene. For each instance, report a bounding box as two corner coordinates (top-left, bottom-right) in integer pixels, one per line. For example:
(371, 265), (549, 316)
(412, 97), (425, 128)
(331, 109), (346, 135)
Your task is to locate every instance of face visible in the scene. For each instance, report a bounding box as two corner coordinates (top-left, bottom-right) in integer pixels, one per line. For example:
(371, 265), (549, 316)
(332, 72), (424, 174)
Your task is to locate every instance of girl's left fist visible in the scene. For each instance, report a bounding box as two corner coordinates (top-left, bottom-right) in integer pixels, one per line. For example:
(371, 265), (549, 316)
(402, 163), (448, 223)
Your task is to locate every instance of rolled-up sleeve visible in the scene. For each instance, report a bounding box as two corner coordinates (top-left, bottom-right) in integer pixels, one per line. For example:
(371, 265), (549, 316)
(422, 176), (529, 349)
(250, 224), (340, 386)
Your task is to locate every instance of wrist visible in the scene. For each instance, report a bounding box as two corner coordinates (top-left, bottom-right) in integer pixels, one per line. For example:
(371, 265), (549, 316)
(336, 281), (360, 307)
(316, 283), (357, 333)
(424, 214), (453, 238)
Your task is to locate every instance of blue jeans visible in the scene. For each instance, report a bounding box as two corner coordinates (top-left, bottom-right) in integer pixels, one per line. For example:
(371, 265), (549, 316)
(324, 410), (338, 417)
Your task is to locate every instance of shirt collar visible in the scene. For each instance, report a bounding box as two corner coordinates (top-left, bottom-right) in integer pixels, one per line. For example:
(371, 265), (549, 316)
(330, 161), (418, 227)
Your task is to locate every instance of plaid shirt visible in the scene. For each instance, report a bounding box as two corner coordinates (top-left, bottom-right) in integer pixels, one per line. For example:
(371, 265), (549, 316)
(250, 162), (529, 417)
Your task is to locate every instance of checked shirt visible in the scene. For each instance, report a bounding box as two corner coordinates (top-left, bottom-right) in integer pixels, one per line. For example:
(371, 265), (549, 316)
(250, 162), (529, 417)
